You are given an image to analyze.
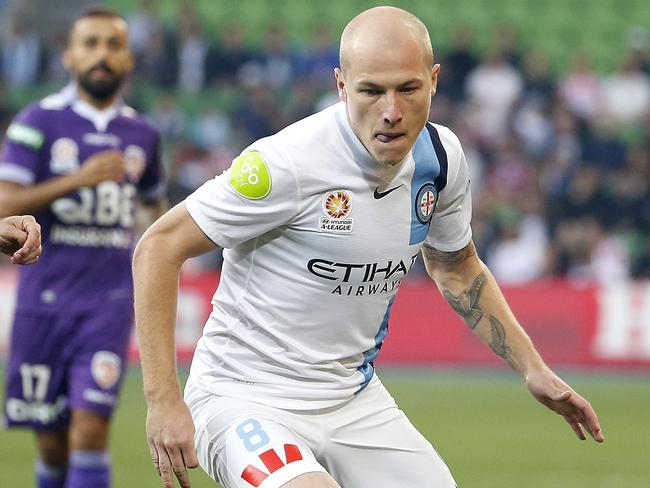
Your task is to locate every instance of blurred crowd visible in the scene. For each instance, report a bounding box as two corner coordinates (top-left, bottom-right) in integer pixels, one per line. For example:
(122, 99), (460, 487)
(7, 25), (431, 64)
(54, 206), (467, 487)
(1, 1), (650, 283)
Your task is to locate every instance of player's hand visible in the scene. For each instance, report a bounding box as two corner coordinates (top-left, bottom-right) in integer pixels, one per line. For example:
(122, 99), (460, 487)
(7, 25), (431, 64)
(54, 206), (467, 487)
(0, 215), (42, 264)
(525, 368), (604, 443)
(146, 398), (200, 488)
(75, 149), (126, 187)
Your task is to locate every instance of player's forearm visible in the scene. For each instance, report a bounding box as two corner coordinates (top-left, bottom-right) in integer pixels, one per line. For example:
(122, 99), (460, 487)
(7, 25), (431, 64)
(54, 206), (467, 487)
(424, 243), (547, 378)
(0, 175), (83, 217)
(133, 233), (184, 404)
(449, 262), (546, 377)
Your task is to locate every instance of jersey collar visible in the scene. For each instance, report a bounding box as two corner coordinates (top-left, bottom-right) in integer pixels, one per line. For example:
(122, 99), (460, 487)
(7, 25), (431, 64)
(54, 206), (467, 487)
(61, 83), (124, 133)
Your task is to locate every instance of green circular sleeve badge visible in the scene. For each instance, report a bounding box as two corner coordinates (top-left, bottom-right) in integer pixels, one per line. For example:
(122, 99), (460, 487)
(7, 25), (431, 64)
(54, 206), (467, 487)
(228, 152), (272, 199)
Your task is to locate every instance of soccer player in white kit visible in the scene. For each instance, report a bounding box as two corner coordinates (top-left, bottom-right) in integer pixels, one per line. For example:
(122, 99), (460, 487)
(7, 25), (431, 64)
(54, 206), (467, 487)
(133, 7), (604, 488)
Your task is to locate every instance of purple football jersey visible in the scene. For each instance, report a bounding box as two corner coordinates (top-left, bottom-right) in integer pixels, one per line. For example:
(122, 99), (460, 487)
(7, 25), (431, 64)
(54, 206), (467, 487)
(0, 85), (165, 311)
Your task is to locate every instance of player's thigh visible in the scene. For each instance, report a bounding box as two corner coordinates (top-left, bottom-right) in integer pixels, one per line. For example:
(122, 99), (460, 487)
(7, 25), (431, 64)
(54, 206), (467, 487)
(67, 305), (132, 419)
(3, 309), (72, 429)
(186, 389), (328, 488)
(325, 378), (457, 488)
(282, 472), (340, 488)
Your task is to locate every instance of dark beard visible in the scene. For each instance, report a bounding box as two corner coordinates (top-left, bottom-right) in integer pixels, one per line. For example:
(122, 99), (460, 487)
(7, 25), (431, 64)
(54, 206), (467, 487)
(77, 70), (124, 102)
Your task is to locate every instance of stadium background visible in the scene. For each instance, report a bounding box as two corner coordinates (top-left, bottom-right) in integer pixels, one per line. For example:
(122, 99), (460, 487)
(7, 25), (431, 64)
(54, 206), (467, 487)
(1, 0), (649, 486)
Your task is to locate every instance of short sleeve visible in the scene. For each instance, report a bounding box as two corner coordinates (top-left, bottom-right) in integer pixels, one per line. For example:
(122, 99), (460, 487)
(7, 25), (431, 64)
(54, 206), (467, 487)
(185, 146), (299, 249)
(137, 131), (167, 203)
(425, 128), (472, 251)
(0, 105), (46, 185)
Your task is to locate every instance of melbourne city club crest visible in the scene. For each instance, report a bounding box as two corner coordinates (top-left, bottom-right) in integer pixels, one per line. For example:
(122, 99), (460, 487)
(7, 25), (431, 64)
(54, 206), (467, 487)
(415, 183), (437, 224)
(319, 190), (353, 233)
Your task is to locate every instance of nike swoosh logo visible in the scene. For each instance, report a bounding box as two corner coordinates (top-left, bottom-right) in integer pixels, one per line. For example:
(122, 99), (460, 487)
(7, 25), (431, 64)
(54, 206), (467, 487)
(373, 184), (404, 199)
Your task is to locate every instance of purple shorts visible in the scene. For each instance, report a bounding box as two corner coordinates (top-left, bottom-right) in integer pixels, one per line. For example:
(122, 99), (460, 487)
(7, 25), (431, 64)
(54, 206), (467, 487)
(3, 303), (132, 429)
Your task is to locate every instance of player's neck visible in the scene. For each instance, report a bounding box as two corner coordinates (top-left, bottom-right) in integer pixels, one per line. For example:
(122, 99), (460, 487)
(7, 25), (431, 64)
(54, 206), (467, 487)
(76, 88), (118, 111)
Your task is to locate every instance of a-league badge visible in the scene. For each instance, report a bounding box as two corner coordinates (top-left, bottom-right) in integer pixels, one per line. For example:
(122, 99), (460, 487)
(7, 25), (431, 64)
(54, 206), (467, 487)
(319, 190), (353, 233)
(50, 138), (79, 174)
(415, 183), (437, 224)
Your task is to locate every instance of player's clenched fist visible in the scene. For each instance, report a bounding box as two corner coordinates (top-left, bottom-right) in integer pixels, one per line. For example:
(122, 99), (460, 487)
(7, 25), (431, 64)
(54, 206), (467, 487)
(75, 149), (126, 187)
(0, 215), (42, 264)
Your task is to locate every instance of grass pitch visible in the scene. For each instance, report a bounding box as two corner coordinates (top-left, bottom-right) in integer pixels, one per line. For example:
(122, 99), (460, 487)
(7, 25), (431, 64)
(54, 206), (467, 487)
(1, 369), (648, 487)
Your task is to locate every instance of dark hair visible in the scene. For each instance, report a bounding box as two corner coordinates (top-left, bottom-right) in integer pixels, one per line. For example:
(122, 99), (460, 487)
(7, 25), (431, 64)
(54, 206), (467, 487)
(74, 5), (125, 23)
(68, 5), (126, 44)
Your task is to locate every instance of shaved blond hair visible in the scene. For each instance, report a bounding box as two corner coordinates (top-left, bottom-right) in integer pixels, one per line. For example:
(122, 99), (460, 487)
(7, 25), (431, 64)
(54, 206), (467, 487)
(339, 6), (433, 72)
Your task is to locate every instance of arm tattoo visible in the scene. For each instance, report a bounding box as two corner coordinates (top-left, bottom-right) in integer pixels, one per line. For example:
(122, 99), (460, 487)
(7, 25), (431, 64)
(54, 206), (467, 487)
(442, 272), (486, 330)
(488, 316), (511, 359)
(423, 241), (476, 265)
(442, 271), (512, 360)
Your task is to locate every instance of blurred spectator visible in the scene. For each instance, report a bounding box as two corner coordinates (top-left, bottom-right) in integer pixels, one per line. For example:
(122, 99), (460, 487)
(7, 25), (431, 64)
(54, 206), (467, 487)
(520, 50), (556, 107)
(513, 97), (554, 160)
(190, 105), (232, 149)
(1, 15), (42, 87)
(234, 86), (278, 142)
(492, 24), (524, 68)
(465, 50), (523, 145)
(559, 52), (601, 120)
(486, 203), (549, 284)
(581, 117), (628, 170)
(206, 22), (255, 86)
(438, 24), (478, 102)
(176, 10), (209, 92)
(42, 30), (68, 83)
(255, 23), (301, 90)
(298, 23), (339, 89)
(600, 53), (650, 126)
(126, 0), (161, 56)
(149, 95), (187, 140)
(133, 26), (178, 87)
(625, 26), (650, 74)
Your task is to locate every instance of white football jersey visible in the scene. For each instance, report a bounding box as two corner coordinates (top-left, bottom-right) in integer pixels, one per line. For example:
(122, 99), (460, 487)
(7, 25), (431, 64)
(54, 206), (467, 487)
(185, 102), (472, 409)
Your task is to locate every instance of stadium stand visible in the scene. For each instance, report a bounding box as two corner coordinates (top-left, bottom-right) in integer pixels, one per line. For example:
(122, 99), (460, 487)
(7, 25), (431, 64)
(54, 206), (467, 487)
(1, 0), (649, 281)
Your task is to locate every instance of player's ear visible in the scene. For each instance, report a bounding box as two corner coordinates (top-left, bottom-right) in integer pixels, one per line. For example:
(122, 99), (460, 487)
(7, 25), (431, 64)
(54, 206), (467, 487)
(430, 63), (441, 97)
(334, 68), (347, 102)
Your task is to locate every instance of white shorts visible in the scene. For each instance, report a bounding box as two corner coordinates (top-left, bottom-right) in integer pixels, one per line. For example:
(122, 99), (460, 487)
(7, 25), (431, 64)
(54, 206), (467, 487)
(185, 376), (457, 488)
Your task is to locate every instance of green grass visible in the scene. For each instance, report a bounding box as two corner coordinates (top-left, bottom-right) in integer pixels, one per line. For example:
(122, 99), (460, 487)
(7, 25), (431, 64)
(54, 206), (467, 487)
(1, 369), (649, 487)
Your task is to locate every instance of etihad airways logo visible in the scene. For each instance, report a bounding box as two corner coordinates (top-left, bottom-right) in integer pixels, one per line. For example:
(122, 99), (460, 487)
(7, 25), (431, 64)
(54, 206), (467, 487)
(307, 254), (418, 295)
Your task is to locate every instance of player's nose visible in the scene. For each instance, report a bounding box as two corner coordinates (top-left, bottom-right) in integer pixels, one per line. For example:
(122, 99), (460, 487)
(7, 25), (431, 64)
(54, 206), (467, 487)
(382, 92), (403, 127)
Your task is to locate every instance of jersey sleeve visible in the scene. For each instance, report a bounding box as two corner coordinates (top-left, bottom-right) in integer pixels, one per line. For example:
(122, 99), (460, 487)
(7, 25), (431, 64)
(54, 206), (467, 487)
(425, 127), (473, 252)
(185, 144), (300, 249)
(137, 130), (167, 203)
(0, 105), (46, 186)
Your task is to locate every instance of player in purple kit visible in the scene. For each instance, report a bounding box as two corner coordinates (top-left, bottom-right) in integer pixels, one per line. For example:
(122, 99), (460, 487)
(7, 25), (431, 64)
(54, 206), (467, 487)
(0, 7), (166, 488)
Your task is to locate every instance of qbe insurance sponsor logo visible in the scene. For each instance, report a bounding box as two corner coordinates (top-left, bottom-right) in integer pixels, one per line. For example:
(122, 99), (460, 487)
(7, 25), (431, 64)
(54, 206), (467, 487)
(319, 190), (353, 233)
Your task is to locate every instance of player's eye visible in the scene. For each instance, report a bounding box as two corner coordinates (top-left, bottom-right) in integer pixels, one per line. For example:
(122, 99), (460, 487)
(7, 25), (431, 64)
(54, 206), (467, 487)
(360, 88), (381, 95)
(107, 38), (124, 50)
(400, 86), (417, 94)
